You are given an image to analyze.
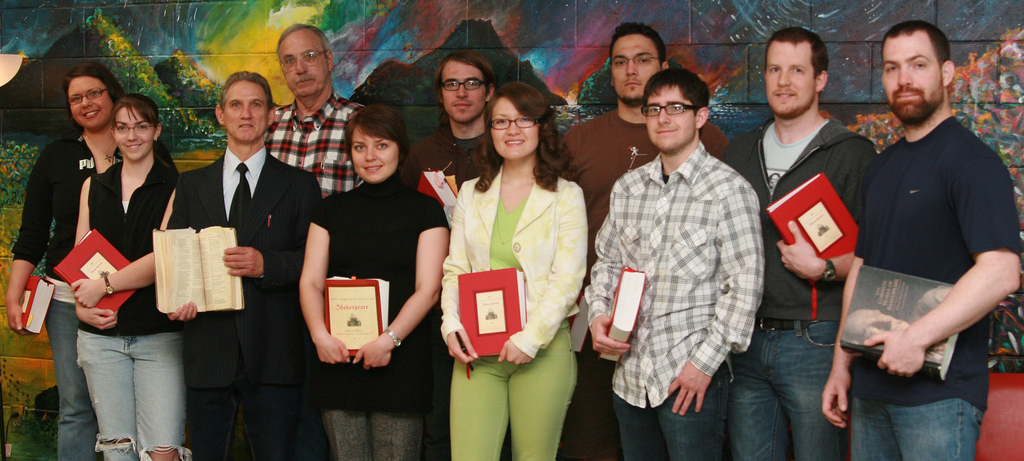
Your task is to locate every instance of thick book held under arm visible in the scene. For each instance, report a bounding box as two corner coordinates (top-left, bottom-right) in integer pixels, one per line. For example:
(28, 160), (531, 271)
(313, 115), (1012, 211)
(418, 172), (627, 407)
(153, 227), (244, 313)
(600, 267), (646, 362)
(841, 265), (956, 380)
(20, 276), (54, 334)
(324, 277), (390, 354)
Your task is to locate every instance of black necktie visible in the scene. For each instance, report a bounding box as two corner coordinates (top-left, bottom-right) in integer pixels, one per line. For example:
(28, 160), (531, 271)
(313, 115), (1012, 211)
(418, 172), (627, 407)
(230, 163), (251, 228)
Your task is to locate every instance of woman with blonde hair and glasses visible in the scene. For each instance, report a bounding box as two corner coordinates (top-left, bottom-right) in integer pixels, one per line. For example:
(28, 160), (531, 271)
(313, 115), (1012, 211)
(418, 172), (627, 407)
(441, 82), (586, 460)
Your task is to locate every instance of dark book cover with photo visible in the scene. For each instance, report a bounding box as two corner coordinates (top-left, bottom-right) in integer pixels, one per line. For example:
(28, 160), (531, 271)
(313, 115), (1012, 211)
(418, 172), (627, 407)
(841, 265), (956, 380)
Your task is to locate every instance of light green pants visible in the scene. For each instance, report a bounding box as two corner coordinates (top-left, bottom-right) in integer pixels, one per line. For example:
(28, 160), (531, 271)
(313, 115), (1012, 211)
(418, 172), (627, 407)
(450, 325), (577, 461)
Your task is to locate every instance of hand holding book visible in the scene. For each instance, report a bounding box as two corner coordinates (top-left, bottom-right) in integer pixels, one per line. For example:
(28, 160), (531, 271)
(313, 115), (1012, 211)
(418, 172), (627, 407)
(447, 330), (479, 364)
(75, 302), (117, 330)
(311, 328), (351, 364)
(167, 301), (198, 322)
(354, 334), (394, 370)
(861, 324), (931, 378)
(778, 221), (831, 280)
(589, 315), (631, 358)
(498, 339), (532, 365)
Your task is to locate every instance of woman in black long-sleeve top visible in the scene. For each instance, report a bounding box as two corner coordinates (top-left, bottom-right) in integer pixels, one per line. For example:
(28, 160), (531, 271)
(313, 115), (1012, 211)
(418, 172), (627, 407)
(3, 62), (174, 459)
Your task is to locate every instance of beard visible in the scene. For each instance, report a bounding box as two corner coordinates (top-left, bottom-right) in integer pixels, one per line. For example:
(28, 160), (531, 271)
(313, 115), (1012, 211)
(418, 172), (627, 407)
(618, 94), (644, 108)
(770, 94), (816, 120)
(888, 86), (943, 127)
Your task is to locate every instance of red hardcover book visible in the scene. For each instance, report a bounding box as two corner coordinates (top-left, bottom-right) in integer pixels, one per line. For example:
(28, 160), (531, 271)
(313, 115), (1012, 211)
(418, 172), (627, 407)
(20, 276), (55, 334)
(54, 229), (135, 312)
(324, 277), (390, 354)
(457, 268), (527, 356)
(600, 267), (646, 362)
(766, 173), (858, 260)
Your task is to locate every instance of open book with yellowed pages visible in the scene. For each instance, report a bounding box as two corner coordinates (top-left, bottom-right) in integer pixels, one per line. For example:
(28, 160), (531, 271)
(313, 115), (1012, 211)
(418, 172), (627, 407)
(153, 226), (244, 313)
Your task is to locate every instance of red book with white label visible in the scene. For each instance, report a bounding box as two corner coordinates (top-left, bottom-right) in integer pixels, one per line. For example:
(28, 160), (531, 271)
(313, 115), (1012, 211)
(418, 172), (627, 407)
(324, 277), (390, 354)
(54, 229), (135, 312)
(457, 268), (528, 356)
(20, 276), (55, 334)
(600, 267), (646, 362)
(766, 173), (858, 260)
(418, 171), (457, 223)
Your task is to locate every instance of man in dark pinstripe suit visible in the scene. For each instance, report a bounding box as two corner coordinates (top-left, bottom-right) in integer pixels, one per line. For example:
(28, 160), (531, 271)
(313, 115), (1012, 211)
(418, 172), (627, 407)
(166, 71), (321, 461)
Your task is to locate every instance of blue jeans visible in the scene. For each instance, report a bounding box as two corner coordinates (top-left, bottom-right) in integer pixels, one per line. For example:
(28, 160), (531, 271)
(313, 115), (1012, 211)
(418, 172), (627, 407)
(77, 331), (188, 460)
(852, 397), (983, 461)
(728, 321), (846, 461)
(612, 365), (728, 461)
(45, 298), (98, 460)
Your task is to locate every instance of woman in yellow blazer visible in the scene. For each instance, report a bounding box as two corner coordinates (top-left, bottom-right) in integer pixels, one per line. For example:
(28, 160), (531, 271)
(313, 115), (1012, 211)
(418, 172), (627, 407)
(440, 82), (587, 460)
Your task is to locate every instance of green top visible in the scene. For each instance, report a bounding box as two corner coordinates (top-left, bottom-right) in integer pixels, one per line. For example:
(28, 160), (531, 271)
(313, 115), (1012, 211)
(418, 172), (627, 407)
(489, 195), (529, 270)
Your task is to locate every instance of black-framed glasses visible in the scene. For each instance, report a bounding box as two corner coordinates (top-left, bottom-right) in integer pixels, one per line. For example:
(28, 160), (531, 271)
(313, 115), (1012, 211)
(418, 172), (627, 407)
(280, 50), (328, 71)
(641, 103), (697, 117)
(67, 88), (107, 106)
(442, 78), (487, 91)
(490, 117), (538, 130)
(611, 53), (657, 69)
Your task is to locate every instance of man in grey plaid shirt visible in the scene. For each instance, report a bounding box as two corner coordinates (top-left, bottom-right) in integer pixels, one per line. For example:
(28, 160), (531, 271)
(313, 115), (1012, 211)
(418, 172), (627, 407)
(586, 68), (764, 461)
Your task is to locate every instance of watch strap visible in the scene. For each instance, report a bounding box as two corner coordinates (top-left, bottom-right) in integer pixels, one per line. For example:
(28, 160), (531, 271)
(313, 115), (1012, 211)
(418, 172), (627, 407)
(384, 328), (401, 347)
(821, 259), (836, 282)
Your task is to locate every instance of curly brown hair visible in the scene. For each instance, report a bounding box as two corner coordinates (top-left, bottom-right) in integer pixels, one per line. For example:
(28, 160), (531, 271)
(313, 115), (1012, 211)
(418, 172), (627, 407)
(474, 82), (574, 193)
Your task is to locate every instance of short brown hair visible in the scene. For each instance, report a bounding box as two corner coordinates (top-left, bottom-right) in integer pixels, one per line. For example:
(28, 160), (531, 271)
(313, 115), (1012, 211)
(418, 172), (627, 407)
(219, 71), (274, 109)
(344, 104), (410, 166)
(434, 50), (497, 125)
(62, 62), (125, 130)
(883, 20), (950, 63)
(111, 93), (160, 127)
(766, 27), (829, 76)
(475, 82), (574, 193)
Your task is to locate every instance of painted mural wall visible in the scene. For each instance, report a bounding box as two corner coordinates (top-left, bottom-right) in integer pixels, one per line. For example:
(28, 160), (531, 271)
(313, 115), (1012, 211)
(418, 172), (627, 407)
(0, 0), (1022, 458)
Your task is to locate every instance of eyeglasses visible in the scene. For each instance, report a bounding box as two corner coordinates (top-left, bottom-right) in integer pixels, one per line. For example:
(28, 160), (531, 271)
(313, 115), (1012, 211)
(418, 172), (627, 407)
(67, 88), (108, 106)
(611, 54), (657, 69)
(490, 117), (538, 130)
(114, 124), (154, 135)
(442, 79), (487, 91)
(280, 50), (328, 71)
(641, 103), (698, 117)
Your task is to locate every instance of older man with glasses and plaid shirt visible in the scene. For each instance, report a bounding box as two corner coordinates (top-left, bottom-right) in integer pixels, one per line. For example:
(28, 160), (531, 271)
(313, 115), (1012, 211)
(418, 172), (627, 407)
(267, 23), (362, 198)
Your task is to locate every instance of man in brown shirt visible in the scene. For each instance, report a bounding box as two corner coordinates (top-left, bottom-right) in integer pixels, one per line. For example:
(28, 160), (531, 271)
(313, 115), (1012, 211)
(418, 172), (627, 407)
(559, 22), (729, 461)
(400, 50), (497, 461)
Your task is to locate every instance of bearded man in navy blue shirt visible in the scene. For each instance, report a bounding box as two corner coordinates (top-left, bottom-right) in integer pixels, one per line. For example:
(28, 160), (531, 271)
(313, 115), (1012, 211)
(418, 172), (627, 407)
(822, 20), (1020, 461)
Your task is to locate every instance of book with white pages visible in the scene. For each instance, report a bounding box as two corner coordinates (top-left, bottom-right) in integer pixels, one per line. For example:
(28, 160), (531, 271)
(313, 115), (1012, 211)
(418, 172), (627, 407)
(600, 267), (646, 362)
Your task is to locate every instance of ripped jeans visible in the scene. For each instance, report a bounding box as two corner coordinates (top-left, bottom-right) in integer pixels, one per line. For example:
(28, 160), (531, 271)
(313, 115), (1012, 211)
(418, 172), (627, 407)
(78, 330), (190, 460)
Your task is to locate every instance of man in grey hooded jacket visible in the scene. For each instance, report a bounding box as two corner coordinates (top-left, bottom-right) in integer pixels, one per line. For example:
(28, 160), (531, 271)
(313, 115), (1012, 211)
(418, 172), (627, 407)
(722, 27), (876, 461)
